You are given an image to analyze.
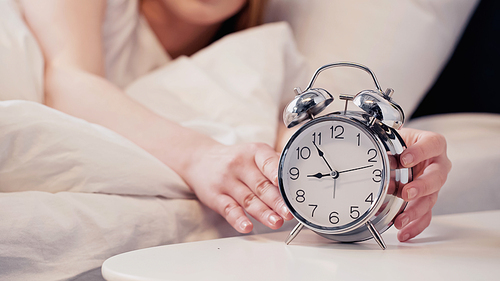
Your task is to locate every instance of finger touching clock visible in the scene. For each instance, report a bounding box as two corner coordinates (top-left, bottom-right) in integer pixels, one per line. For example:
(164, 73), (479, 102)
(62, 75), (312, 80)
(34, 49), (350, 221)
(253, 143), (281, 186)
(228, 179), (285, 231)
(399, 129), (451, 171)
(239, 168), (293, 222)
(395, 128), (452, 241)
(251, 143), (293, 220)
(402, 160), (449, 201)
(399, 128), (452, 202)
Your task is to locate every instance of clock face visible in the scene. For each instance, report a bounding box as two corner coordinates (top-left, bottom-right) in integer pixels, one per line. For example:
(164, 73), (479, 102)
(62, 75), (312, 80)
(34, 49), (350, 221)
(278, 116), (388, 233)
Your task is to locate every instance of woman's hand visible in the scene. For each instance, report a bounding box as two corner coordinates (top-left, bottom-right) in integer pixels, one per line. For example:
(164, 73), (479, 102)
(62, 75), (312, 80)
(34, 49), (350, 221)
(394, 128), (452, 242)
(183, 141), (294, 233)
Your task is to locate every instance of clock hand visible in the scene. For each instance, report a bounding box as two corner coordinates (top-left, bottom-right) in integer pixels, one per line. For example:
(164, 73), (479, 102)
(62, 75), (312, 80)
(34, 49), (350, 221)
(312, 142), (334, 172)
(307, 172), (330, 179)
(333, 177), (337, 199)
(338, 164), (373, 174)
(312, 142), (339, 199)
(307, 172), (340, 179)
(308, 165), (373, 178)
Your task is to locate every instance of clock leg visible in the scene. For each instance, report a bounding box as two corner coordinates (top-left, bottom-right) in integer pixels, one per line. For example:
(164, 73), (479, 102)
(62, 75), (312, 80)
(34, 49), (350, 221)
(366, 221), (387, 250)
(285, 222), (305, 245)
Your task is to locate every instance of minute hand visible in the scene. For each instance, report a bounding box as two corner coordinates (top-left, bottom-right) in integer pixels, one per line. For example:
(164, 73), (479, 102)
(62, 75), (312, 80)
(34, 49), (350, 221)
(338, 164), (373, 174)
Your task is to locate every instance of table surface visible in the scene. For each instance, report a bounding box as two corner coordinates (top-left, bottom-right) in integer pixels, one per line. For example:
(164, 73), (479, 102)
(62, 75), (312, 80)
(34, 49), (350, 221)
(102, 210), (500, 281)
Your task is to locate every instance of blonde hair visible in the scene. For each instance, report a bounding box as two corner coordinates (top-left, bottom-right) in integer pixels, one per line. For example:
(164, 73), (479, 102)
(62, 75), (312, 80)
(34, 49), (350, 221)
(213, 0), (268, 41)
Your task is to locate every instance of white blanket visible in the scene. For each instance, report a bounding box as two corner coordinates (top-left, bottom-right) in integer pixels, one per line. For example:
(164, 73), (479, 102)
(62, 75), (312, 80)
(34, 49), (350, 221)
(0, 22), (307, 280)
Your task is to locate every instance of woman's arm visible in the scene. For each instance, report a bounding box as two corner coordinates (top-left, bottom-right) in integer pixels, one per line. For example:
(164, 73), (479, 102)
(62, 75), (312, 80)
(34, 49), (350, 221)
(20, 0), (189, 166)
(20, 0), (292, 233)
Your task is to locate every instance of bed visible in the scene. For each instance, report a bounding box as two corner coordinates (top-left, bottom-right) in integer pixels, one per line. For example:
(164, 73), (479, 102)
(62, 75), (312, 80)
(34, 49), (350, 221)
(1, 0), (498, 280)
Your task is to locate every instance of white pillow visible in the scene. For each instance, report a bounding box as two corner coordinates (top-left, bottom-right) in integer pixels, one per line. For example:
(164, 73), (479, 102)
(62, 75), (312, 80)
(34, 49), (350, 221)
(0, 0), (44, 102)
(0, 100), (193, 199)
(266, 0), (479, 116)
(125, 22), (308, 147)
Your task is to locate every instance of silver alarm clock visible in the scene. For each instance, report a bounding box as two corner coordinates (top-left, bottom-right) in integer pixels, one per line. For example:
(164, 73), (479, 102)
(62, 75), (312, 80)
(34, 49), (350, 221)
(278, 62), (411, 249)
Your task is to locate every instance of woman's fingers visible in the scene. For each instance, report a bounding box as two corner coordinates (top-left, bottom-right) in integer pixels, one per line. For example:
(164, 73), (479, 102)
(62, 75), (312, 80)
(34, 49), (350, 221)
(395, 192), (438, 229)
(395, 192), (437, 241)
(218, 179), (283, 232)
(190, 142), (292, 234)
(238, 163), (293, 221)
(397, 210), (433, 242)
(228, 143), (294, 231)
(400, 129), (447, 168)
(245, 143), (293, 220)
(233, 180), (285, 229)
(399, 130), (451, 202)
(401, 160), (449, 201)
(214, 194), (253, 233)
(253, 143), (280, 185)
(390, 129), (451, 241)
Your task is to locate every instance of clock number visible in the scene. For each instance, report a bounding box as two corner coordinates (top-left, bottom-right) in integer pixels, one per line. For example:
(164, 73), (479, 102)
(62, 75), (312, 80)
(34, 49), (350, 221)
(330, 125), (344, 139)
(350, 206), (360, 219)
(296, 146), (311, 160)
(296, 189), (306, 203)
(356, 133), (361, 146)
(308, 204), (318, 217)
(312, 132), (322, 145)
(329, 211), (340, 224)
(289, 167), (300, 180)
(365, 193), (374, 204)
(372, 169), (382, 183)
(367, 148), (378, 162)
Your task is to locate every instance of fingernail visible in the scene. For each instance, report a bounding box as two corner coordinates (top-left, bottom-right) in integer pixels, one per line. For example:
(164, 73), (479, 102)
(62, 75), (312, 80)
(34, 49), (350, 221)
(269, 214), (281, 225)
(401, 216), (409, 228)
(407, 188), (418, 200)
(401, 233), (410, 241)
(240, 220), (251, 231)
(402, 153), (414, 166)
(281, 205), (290, 218)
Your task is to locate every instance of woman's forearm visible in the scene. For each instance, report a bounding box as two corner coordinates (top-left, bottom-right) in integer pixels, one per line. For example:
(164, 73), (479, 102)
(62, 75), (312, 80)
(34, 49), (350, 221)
(44, 66), (216, 179)
(19, 0), (214, 179)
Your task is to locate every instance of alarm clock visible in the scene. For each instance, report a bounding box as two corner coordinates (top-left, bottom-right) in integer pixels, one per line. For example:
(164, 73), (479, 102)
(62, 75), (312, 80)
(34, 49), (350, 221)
(278, 62), (411, 249)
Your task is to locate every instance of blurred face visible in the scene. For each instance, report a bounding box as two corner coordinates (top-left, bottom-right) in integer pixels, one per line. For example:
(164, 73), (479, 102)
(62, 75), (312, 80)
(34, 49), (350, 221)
(161, 0), (247, 26)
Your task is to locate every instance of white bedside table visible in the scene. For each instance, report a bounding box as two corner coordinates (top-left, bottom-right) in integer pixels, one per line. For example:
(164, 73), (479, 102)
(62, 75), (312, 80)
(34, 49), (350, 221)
(102, 210), (500, 281)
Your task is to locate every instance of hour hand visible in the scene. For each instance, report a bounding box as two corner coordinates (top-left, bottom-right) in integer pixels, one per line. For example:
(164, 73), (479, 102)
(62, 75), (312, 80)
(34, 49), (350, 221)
(312, 142), (334, 172)
(307, 172), (330, 179)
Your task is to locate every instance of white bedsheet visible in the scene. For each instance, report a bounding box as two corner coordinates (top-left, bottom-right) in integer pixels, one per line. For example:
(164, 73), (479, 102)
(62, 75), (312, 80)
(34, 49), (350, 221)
(0, 22), (307, 280)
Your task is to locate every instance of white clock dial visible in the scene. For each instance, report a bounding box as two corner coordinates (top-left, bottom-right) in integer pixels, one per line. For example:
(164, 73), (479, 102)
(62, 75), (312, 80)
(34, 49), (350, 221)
(279, 116), (387, 232)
